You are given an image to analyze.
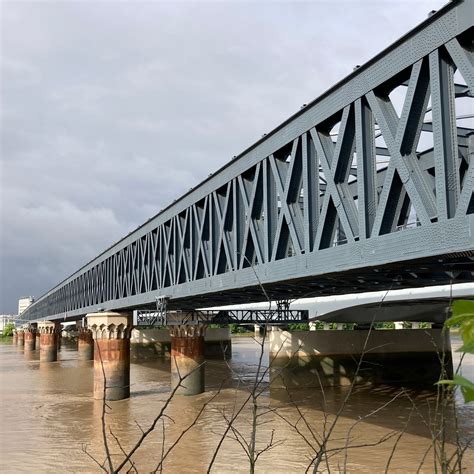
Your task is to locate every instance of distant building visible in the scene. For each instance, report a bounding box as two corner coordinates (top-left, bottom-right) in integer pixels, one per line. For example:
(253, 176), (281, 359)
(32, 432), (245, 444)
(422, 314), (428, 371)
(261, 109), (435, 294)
(0, 315), (17, 332)
(18, 296), (34, 315)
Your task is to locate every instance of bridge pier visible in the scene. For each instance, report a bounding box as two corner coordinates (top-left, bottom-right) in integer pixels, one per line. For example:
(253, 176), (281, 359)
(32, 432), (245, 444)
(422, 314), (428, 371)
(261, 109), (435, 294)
(23, 324), (37, 351)
(87, 312), (132, 401)
(38, 321), (60, 362)
(270, 328), (452, 388)
(17, 329), (24, 347)
(57, 330), (62, 351)
(77, 323), (94, 361)
(12, 330), (18, 345)
(130, 326), (231, 360)
(170, 325), (206, 396)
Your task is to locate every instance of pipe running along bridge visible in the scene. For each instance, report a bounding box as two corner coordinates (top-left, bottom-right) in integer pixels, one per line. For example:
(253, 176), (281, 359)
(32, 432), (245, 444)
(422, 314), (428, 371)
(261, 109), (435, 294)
(17, 0), (474, 398)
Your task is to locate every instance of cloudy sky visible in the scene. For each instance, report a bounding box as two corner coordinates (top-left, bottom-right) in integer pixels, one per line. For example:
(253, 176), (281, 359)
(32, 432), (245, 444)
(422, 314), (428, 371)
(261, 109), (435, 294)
(0, 0), (446, 314)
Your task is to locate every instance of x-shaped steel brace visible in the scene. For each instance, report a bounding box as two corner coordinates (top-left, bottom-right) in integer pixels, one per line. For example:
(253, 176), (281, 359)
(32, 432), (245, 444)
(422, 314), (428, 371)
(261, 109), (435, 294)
(212, 183), (235, 273)
(192, 198), (211, 280)
(238, 162), (264, 268)
(367, 59), (437, 236)
(269, 138), (304, 261)
(175, 209), (192, 283)
(311, 105), (359, 248)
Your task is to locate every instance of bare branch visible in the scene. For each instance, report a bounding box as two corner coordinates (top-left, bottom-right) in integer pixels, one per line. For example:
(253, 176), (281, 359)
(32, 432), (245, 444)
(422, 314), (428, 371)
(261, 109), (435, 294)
(158, 419), (165, 474)
(109, 427), (137, 473)
(96, 342), (115, 474)
(384, 404), (415, 473)
(114, 361), (206, 473)
(153, 382), (225, 473)
(343, 389), (405, 471)
(82, 444), (108, 473)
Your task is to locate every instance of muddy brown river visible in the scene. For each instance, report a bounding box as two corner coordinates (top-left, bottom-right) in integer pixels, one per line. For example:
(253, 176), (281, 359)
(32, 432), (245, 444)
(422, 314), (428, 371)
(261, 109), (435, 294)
(1, 335), (473, 473)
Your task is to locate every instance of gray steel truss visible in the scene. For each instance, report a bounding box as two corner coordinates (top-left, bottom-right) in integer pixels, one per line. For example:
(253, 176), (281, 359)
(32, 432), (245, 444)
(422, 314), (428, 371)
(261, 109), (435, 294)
(133, 309), (309, 327)
(22, 0), (474, 323)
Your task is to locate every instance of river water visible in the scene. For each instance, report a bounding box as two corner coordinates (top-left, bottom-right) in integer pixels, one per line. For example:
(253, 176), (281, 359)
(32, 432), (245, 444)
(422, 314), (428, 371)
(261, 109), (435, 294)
(1, 335), (473, 473)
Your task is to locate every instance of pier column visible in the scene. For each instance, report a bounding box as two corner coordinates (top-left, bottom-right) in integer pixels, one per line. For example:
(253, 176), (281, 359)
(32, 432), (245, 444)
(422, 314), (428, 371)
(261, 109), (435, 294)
(269, 328), (453, 388)
(57, 327), (62, 350)
(38, 321), (60, 362)
(17, 329), (24, 347)
(87, 312), (132, 401)
(12, 330), (18, 345)
(78, 323), (94, 360)
(170, 325), (206, 396)
(23, 325), (37, 351)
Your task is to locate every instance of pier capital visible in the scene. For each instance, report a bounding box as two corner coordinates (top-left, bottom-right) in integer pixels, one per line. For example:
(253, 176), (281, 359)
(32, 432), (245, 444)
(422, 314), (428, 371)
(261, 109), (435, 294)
(86, 312), (133, 340)
(38, 321), (60, 334)
(169, 324), (207, 338)
(22, 323), (37, 334)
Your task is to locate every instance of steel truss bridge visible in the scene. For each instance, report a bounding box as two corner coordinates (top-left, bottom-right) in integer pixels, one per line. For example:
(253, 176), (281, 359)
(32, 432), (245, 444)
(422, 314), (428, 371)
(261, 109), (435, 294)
(134, 309), (309, 327)
(23, 0), (474, 323)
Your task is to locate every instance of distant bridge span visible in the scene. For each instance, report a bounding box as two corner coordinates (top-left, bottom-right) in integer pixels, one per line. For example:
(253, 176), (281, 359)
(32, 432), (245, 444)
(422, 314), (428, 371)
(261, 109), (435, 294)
(23, 0), (474, 323)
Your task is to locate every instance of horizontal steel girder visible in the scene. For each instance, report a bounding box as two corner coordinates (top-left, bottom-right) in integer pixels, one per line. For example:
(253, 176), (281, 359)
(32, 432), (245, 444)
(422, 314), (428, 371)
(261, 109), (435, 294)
(23, 0), (474, 323)
(134, 309), (309, 326)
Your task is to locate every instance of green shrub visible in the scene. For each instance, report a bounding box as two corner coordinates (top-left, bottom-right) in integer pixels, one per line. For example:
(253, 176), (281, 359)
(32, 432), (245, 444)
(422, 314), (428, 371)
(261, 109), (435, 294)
(287, 323), (310, 331)
(374, 322), (396, 329)
(438, 300), (474, 403)
(2, 322), (15, 337)
(418, 322), (431, 329)
(229, 324), (250, 334)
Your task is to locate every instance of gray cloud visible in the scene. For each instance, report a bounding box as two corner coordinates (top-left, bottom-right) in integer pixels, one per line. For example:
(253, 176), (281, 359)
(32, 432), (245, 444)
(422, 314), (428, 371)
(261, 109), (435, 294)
(0, 0), (445, 313)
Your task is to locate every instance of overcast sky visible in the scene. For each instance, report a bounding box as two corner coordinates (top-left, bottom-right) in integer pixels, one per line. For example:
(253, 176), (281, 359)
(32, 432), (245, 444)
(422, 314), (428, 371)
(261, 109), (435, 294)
(0, 0), (447, 314)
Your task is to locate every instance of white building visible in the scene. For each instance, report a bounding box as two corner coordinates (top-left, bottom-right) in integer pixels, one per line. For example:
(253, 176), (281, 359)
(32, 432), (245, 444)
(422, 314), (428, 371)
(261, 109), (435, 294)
(0, 315), (17, 332)
(18, 296), (34, 315)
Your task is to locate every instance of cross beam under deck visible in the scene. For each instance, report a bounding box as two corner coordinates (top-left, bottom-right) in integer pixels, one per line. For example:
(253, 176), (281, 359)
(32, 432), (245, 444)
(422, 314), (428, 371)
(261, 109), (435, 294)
(134, 309), (309, 327)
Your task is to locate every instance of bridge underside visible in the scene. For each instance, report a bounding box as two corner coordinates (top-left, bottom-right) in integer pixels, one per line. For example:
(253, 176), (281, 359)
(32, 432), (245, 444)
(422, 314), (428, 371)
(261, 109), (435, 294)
(314, 297), (472, 325)
(32, 250), (472, 323)
(139, 251), (474, 312)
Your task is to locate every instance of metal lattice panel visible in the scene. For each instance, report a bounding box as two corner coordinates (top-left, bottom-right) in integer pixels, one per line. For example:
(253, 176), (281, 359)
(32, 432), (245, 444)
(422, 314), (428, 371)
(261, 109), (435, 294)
(23, 0), (474, 322)
(133, 309), (309, 327)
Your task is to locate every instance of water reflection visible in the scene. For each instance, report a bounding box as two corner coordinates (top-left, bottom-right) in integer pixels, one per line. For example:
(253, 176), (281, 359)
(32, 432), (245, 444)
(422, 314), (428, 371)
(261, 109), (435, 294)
(0, 336), (473, 472)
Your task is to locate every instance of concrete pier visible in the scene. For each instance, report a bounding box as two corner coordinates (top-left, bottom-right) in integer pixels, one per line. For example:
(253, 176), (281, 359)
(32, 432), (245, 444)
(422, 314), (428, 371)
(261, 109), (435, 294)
(12, 330), (18, 345)
(130, 327), (231, 360)
(38, 321), (60, 362)
(270, 328), (452, 388)
(17, 330), (24, 347)
(23, 325), (37, 351)
(78, 326), (94, 360)
(170, 325), (206, 396)
(87, 312), (132, 401)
